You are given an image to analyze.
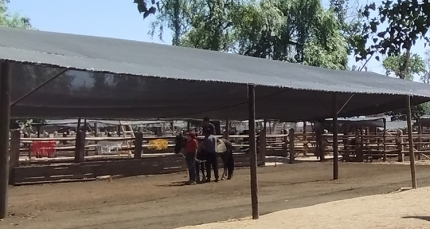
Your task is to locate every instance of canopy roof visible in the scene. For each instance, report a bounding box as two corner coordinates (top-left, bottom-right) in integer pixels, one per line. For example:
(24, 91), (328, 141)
(2, 26), (430, 121)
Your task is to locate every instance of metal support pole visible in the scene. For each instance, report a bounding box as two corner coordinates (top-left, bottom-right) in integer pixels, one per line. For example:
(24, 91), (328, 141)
(225, 108), (230, 139)
(406, 95), (417, 189)
(0, 61), (11, 219)
(248, 84), (259, 219)
(383, 118), (387, 162)
(332, 93), (339, 180)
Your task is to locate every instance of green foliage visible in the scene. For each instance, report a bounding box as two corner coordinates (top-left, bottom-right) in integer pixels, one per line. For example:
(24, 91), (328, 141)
(138, 0), (354, 70)
(134, 0), (159, 20)
(230, 0), (284, 57)
(355, 0), (430, 61)
(302, 9), (348, 70)
(1, 0), (44, 129)
(382, 52), (428, 121)
(329, 0), (365, 55)
(0, 0), (31, 28)
(421, 49), (430, 84)
(382, 53), (425, 80)
(386, 103), (429, 122)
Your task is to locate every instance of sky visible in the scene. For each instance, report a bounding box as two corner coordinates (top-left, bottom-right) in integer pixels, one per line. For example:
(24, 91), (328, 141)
(7, 0), (429, 81)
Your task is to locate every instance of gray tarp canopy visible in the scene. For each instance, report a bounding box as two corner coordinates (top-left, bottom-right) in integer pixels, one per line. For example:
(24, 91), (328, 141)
(2, 26), (430, 121)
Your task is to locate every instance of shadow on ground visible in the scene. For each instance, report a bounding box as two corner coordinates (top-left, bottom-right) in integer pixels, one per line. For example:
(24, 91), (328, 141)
(402, 216), (430, 222)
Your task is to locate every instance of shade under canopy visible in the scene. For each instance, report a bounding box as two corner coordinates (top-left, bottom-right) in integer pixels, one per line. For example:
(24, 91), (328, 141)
(1, 26), (430, 120)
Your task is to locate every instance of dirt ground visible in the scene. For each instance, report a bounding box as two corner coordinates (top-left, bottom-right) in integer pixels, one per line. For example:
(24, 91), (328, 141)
(177, 186), (430, 229)
(2, 162), (430, 229)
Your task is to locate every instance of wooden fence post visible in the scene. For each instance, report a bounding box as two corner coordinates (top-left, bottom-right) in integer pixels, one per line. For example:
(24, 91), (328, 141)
(289, 128), (295, 164)
(283, 129), (288, 157)
(315, 124), (324, 161)
(303, 122), (308, 156)
(355, 132), (363, 162)
(418, 121), (422, 160)
(396, 130), (404, 162)
(258, 121), (267, 165)
(74, 130), (86, 163)
(134, 132), (143, 159)
(9, 130), (20, 185)
(342, 124), (349, 162)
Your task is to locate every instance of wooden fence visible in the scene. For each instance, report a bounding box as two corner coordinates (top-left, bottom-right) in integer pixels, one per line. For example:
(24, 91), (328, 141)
(8, 130), (276, 185)
(10, 127), (430, 185)
(276, 129), (430, 162)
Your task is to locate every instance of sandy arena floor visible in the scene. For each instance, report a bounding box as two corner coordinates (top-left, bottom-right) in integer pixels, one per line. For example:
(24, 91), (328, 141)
(177, 186), (430, 229)
(1, 162), (430, 229)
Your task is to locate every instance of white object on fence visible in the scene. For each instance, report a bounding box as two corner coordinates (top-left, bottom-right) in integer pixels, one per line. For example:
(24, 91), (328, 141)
(96, 141), (122, 155)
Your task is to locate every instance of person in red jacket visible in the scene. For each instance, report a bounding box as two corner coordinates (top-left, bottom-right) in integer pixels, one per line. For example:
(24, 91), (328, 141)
(184, 131), (198, 185)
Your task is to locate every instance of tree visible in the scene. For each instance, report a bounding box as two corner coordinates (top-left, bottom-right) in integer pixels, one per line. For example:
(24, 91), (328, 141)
(382, 53), (425, 80)
(301, 9), (348, 69)
(0, 0), (31, 28)
(355, 1), (430, 61)
(382, 52), (428, 121)
(176, 0), (238, 51)
(421, 49), (430, 84)
(134, 0), (159, 20)
(137, 0), (350, 70)
(145, 0), (186, 45)
(329, 0), (365, 55)
(0, 1), (58, 128)
(231, 0), (349, 69)
(352, 0), (430, 120)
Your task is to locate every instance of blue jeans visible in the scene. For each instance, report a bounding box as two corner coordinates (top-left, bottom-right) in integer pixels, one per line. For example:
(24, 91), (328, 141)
(185, 152), (196, 182)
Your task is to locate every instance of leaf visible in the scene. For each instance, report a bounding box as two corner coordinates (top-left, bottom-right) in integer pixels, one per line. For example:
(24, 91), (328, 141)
(149, 6), (156, 14)
(133, 0), (142, 3)
(363, 9), (370, 18)
(151, 0), (155, 4)
(156, 1), (160, 11)
(137, 2), (147, 13)
(368, 2), (376, 10)
(377, 31), (386, 38)
(369, 21), (378, 33)
(143, 11), (151, 19)
(373, 38), (378, 43)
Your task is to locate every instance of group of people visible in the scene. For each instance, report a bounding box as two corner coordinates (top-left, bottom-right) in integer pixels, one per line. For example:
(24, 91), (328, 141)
(183, 117), (220, 185)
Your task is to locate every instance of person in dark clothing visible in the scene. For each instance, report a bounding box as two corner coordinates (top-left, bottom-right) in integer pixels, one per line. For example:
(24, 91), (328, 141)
(200, 128), (219, 182)
(202, 117), (216, 135)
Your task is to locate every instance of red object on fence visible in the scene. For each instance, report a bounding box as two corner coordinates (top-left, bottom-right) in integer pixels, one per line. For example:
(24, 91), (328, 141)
(30, 141), (56, 158)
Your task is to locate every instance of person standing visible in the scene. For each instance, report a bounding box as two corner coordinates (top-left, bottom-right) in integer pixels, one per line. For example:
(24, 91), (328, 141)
(184, 131), (198, 185)
(201, 129), (219, 182)
(202, 117), (216, 135)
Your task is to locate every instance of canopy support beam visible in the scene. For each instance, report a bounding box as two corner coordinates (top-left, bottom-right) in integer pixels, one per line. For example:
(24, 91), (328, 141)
(248, 84), (259, 219)
(332, 93), (339, 180)
(10, 68), (67, 107)
(314, 93), (354, 180)
(406, 95), (417, 189)
(0, 61), (11, 219)
(314, 93), (354, 117)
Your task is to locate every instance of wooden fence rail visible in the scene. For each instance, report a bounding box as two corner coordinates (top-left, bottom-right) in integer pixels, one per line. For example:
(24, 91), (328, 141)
(8, 128), (430, 185)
